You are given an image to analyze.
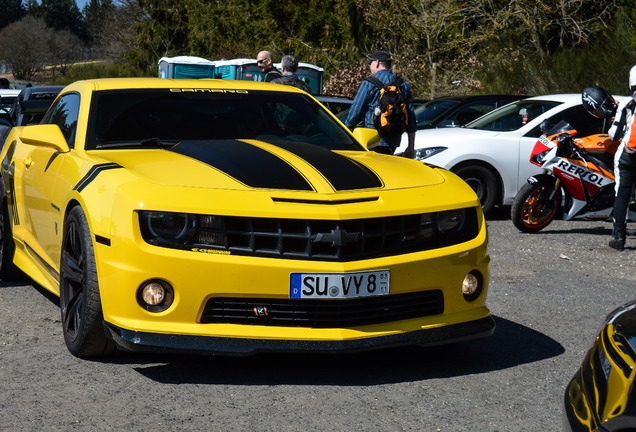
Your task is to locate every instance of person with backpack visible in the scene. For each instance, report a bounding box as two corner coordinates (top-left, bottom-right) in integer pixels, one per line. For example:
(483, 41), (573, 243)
(608, 64), (636, 250)
(271, 55), (312, 93)
(344, 51), (416, 157)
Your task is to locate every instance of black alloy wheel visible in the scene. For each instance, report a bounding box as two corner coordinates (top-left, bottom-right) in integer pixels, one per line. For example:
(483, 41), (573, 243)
(60, 206), (115, 357)
(0, 178), (19, 280)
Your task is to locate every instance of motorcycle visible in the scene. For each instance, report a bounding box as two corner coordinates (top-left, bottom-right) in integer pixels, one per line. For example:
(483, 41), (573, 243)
(511, 120), (631, 232)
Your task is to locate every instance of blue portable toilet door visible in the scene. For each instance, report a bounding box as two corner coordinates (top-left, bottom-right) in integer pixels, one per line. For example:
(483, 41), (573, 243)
(239, 64), (268, 82)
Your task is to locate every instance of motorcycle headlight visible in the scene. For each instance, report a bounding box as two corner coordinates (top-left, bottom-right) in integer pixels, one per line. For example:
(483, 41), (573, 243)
(414, 146), (447, 161)
(140, 211), (197, 245)
(532, 149), (551, 165)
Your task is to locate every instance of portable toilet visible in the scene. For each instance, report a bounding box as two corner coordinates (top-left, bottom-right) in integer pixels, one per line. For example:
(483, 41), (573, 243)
(211, 58), (264, 81)
(274, 62), (323, 95)
(158, 56), (215, 79)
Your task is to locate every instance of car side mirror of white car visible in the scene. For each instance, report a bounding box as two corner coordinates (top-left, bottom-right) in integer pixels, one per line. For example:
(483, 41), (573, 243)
(19, 124), (70, 153)
(352, 127), (381, 150)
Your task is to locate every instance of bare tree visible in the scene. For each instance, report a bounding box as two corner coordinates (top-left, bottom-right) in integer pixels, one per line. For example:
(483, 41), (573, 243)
(356, 0), (496, 98)
(0, 16), (53, 80)
(49, 29), (85, 75)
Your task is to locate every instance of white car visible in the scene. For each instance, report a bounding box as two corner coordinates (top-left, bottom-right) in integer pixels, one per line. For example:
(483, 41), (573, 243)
(396, 94), (618, 215)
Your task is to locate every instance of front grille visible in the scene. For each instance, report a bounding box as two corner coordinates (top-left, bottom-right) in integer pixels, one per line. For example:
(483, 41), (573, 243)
(140, 207), (479, 262)
(200, 290), (444, 327)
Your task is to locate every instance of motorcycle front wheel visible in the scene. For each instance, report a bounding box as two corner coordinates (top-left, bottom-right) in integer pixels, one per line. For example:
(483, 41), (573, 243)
(511, 178), (562, 233)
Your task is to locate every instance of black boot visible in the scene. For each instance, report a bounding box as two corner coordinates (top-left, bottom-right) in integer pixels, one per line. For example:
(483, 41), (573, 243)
(609, 225), (626, 250)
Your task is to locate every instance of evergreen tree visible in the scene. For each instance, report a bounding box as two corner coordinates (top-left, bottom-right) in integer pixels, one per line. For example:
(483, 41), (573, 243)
(0, 0), (26, 31)
(84, 0), (116, 45)
(29, 0), (87, 42)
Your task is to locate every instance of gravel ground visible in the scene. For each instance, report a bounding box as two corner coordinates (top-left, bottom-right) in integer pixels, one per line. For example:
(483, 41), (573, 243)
(1, 209), (635, 431)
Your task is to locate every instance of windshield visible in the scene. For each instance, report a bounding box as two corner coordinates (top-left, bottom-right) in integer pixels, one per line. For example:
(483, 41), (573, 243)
(542, 120), (577, 138)
(415, 99), (461, 127)
(465, 100), (561, 131)
(0, 96), (16, 115)
(86, 89), (361, 151)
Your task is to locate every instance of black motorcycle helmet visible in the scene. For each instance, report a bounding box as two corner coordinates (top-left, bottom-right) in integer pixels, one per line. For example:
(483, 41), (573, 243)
(582, 86), (617, 119)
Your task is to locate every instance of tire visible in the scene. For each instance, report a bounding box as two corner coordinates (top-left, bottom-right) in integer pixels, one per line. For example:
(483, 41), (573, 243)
(511, 178), (561, 233)
(59, 206), (115, 357)
(453, 165), (499, 216)
(0, 179), (21, 280)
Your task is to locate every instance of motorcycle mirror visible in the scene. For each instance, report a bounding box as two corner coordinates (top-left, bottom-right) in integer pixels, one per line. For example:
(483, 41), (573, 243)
(556, 133), (573, 143)
(539, 120), (550, 133)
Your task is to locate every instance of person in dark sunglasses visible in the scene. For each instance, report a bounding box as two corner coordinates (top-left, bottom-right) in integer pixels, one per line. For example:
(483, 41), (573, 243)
(256, 51), (282, 83)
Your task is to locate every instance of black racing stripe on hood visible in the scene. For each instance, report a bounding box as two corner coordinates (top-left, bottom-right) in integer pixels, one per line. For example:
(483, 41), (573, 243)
(169, 140), (313, 191)
(272, 142), (383, 191)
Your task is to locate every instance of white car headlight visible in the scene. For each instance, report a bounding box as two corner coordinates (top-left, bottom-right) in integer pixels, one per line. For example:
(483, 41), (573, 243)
(414, 146), (447, 161)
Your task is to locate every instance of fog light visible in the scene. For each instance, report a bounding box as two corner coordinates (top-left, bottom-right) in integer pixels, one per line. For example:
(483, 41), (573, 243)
(143, 282), (165, 305)
(137, 280), (174, 312)
(462, 272), (482, 301)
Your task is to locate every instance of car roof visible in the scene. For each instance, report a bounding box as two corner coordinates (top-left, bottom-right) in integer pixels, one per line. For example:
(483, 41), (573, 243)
(0, 89), (21, 97)
(63, 77), (310, 94)
(18, 85), (65, 99)
(521, 94), (581, 103)
(431, 94), (523, 102)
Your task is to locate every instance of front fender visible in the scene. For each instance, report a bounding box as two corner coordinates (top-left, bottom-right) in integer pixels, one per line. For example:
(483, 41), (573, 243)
(526, 173), (555, 186)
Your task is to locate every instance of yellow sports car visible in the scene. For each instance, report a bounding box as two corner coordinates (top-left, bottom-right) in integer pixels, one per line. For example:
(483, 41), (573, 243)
(0, 78), (493, 357)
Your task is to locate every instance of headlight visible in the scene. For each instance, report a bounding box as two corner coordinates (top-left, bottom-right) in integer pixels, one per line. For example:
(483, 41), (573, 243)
(436, 208), (466, 233)
(140, 211), (196, 244)
(414, 146), (447, 161)
(532, 149), (551, 165)
(139, 211), (228, 249)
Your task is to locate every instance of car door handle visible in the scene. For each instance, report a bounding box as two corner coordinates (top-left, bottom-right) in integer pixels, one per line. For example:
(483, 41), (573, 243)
(24, 157), (32, 168)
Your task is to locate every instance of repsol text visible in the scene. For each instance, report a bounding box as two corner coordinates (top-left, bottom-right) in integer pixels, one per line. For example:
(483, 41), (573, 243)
(555, 160), (610, 186)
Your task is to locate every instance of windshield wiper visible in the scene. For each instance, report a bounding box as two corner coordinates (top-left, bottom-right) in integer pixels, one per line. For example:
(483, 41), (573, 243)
(95, 138), (181, 149)
(139, 137), (180, 147)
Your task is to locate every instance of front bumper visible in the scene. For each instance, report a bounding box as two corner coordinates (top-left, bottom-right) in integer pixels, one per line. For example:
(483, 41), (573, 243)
(104, 315), (495, 356)
(93, 193), (491, 355)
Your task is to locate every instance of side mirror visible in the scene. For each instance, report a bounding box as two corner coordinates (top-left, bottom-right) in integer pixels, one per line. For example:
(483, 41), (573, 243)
(539, 120), (550, 134)
(352, 127), (381, 149)
(19, 124), (70, 153)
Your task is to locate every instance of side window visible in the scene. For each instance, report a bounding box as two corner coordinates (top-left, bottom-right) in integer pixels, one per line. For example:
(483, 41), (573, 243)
(525, 105), (608, 138)
(449, 101), (497, 126)
(43, 93), (80, 148)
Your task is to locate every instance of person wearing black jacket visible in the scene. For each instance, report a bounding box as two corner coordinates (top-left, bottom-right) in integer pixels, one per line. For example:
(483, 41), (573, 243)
(608, 65), (636, 250)
(271, 55), (311, 93)
(257, 51), (282, 83)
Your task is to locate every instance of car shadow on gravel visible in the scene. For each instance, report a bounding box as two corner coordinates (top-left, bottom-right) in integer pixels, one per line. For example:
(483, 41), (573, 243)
(124, 315), (564, 385)
(486, 205), (511, 221)
(532, 225), (612, 236)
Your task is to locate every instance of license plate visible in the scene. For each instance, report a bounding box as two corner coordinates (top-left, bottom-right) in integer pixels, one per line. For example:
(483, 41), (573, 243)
(290, 270), (390, 299)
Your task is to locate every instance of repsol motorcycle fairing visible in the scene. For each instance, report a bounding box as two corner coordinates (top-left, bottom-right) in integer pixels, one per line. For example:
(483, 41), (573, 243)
(511, 120), (630, 232)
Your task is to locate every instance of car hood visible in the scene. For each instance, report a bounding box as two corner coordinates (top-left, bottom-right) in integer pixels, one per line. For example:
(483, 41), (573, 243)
(92, 139), (446, 193)
(397, 127), (503, 153)
(418, 127), (504, 141)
